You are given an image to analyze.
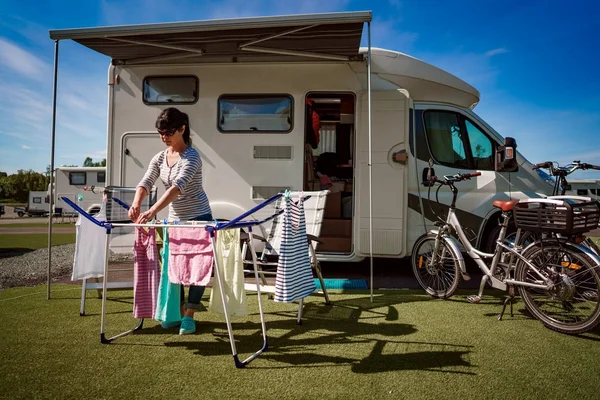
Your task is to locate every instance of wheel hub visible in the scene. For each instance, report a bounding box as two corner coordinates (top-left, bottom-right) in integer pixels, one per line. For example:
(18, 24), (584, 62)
(548, 274), (576, 302)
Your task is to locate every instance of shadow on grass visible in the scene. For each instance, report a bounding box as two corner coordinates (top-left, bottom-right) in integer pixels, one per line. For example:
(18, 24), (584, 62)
(158, 292), (475, 374)
(0, 248), (35, 258)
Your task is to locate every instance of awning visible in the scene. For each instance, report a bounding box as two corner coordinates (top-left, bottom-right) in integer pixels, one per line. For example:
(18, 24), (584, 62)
(49, 11), (372, 65)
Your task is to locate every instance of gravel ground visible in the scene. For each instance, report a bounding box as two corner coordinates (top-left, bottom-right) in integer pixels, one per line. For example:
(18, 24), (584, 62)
(0, 245), (133, 290)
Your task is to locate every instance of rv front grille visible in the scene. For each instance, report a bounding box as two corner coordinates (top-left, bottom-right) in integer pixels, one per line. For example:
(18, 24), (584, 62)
(252, 186), (290, 200)
(253, 146), (292, 160)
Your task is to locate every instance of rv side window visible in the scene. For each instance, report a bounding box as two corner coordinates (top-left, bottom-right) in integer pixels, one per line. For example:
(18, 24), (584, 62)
(218, 95), (293, 133)
(464, 119), (494, 170)
(577, 189), (589, 195)
(33, 197), (42, 204)
(423, 111), (468, 168)
(69, 172), (86, 185)
(423, 110), (495, 170)
(97, 172), (106, 183)
(143, 76), (198, 105)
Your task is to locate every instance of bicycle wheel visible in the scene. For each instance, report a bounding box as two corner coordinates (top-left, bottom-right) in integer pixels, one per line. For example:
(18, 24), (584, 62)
(516, 242), (600, 334)
(411, 234), (461, 298)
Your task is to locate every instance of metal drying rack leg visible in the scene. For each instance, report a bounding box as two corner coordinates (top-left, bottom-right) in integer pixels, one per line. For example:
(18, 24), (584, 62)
(99, 228), (144, 344)
(211, 229), (268, 368)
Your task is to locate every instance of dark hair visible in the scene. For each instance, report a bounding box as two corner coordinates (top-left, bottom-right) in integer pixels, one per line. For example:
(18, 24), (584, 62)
(156, 107), (191, 145)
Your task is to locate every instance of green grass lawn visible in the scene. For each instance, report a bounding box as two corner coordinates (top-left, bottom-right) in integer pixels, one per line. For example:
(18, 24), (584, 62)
(0, 223), (74, 228)
(0, 286), (599, 399)
(0, 233), (76, 250)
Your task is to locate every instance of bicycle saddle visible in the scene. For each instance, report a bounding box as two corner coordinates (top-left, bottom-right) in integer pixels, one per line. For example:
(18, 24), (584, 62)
(492, 199), (518, 212)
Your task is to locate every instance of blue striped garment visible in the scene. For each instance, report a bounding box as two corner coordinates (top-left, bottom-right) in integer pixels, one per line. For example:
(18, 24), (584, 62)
(274, 196), (316, 302)
(137, 147), (211, 221)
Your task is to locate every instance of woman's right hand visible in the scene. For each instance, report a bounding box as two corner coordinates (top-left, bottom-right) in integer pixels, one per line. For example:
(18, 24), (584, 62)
(128, 204), (141, 221)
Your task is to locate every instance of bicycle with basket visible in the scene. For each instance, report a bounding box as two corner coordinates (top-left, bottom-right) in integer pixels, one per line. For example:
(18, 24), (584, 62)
(523, 160), (600, 254)
(411, 169), (600, 334)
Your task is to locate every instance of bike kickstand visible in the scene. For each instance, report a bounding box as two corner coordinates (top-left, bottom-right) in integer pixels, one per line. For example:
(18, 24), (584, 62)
(498, 287), (516, 321)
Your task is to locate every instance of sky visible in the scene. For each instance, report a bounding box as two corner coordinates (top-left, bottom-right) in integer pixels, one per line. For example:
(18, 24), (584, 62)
(0, 0), (599, 179)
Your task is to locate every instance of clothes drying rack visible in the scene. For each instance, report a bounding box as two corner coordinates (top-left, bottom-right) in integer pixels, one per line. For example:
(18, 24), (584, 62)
(62, 193), (292, 368)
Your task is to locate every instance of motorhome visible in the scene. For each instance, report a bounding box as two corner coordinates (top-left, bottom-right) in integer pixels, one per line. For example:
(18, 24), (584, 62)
(52, 167), (106, 215)
(24, 191), (50, 217)
(564, 179), (600, 200)
(49, 11), (549, 261)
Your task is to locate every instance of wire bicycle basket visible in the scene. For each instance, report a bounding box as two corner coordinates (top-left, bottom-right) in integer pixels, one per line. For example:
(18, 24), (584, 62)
(514, 197), (600, 235)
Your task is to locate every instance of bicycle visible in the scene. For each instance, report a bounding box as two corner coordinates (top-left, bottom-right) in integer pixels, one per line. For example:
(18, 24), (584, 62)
(411, 171), (600, 334)
(527, 160), (600, 253)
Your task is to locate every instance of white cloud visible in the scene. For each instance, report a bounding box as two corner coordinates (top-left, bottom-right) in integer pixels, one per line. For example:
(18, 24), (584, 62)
(0, 38), (50, 81)
(485, 48), (508, 57)
(21, 145), (32, 150)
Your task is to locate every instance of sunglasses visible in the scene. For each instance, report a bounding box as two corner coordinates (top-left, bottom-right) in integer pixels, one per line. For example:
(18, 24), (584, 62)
(157, 128), (179, 137)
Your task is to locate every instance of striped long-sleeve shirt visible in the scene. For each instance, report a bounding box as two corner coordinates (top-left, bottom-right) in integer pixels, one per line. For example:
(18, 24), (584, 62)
(137, 147), (212, 221)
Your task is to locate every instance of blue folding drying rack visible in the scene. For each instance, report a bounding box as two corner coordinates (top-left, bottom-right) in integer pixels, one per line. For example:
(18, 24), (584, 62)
(62, 193), (289, 368)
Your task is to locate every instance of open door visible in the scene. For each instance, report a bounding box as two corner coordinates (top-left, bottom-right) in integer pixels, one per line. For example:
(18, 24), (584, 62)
(356, 90), (409, 257)
(304, 93), (355, 253)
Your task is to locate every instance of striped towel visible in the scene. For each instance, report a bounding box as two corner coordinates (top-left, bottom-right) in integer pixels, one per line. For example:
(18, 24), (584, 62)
(132, 227), (159, 319)
(274, 195), (316, 302)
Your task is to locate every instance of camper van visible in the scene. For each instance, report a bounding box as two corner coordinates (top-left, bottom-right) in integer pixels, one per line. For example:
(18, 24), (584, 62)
(49, 11), (549, 261)
(52, 167), (106, 216)
(24, 191), (50, 217)
(564, 179), (600, 200)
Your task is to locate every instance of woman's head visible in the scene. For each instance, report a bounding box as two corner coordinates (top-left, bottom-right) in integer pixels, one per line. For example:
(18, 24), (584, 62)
(156, 107), (191, 146)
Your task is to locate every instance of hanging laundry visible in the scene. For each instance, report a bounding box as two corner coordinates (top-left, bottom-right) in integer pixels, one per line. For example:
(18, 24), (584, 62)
(132, 227), (159, 319)
(209, 229), (247, 316)
(274, 195), (316, 302)
(168, 227), (213, 286)
(72, 207), (107, 280)
(155, 227), (181, 324)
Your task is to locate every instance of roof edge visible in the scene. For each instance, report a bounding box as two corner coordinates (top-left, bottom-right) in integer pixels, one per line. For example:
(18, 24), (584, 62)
(49, 10), (372, 40)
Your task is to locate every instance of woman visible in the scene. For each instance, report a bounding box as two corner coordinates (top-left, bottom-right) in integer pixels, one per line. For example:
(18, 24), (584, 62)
(129, 107), (212, 335)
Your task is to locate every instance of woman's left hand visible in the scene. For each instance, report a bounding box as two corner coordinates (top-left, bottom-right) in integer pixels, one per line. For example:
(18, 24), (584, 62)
(136, 209), (156, 224)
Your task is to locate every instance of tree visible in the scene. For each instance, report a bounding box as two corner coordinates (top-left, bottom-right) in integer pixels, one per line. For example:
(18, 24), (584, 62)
(83, 157), (106, 167)
(0, 170), (49, 202)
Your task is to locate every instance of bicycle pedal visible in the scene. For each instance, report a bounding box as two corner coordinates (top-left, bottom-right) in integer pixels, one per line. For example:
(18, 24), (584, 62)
(466, 295), (481, 304)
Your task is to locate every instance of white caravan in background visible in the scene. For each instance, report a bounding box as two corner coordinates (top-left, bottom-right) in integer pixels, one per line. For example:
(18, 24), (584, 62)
(26, 191), (51, 217)
(50, 12), (550, 262)
(52, 167), (106, 215)
(565, 179), (600, 200)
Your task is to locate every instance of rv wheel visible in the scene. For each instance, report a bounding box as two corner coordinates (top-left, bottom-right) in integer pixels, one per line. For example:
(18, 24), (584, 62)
(483, 220), (516, 254)
(18, 211), (24, 217)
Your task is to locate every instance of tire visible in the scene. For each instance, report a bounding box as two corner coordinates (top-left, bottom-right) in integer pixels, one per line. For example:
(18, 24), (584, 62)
(411, 233), (461, 298)
(483, 219), (516, 254)
(17, 212), (24, 217)
(516, 242), (600, 334)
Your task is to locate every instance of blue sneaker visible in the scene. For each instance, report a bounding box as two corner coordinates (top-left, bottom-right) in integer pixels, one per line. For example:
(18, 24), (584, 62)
(161, 320), (181, 329)
(179, 316), (196, 335)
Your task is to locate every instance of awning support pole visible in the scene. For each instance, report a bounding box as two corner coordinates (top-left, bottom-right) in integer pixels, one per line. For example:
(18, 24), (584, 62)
(47, 39), (59, 300)
(367, 22), (374, 303)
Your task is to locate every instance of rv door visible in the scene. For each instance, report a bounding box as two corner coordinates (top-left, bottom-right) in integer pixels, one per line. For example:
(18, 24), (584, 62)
(356, 90), (409, 257)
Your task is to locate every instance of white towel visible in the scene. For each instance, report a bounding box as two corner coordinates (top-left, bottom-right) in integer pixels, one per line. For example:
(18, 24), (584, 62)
(209, 229), (248, 316)
(72, 207), (107, 280)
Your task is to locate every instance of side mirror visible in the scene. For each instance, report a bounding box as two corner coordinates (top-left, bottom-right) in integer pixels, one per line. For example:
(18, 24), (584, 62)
(496, 137), (519, 172)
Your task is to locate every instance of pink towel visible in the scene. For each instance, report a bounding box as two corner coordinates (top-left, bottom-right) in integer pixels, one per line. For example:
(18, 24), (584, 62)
(132, 227), (159, 319)
(167, 227), (214, 286)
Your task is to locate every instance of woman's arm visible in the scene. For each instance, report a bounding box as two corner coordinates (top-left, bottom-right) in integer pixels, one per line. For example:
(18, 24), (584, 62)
(136, 186), (180, 223)
(128, 186), (147, 221)
(130, 152), (161, 221)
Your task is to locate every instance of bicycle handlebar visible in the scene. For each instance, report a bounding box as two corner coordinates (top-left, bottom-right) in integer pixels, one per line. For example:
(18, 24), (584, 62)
(532, 161), (553, 170)
(429, 171), (481, 185)
(532, 160), (600, 175)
